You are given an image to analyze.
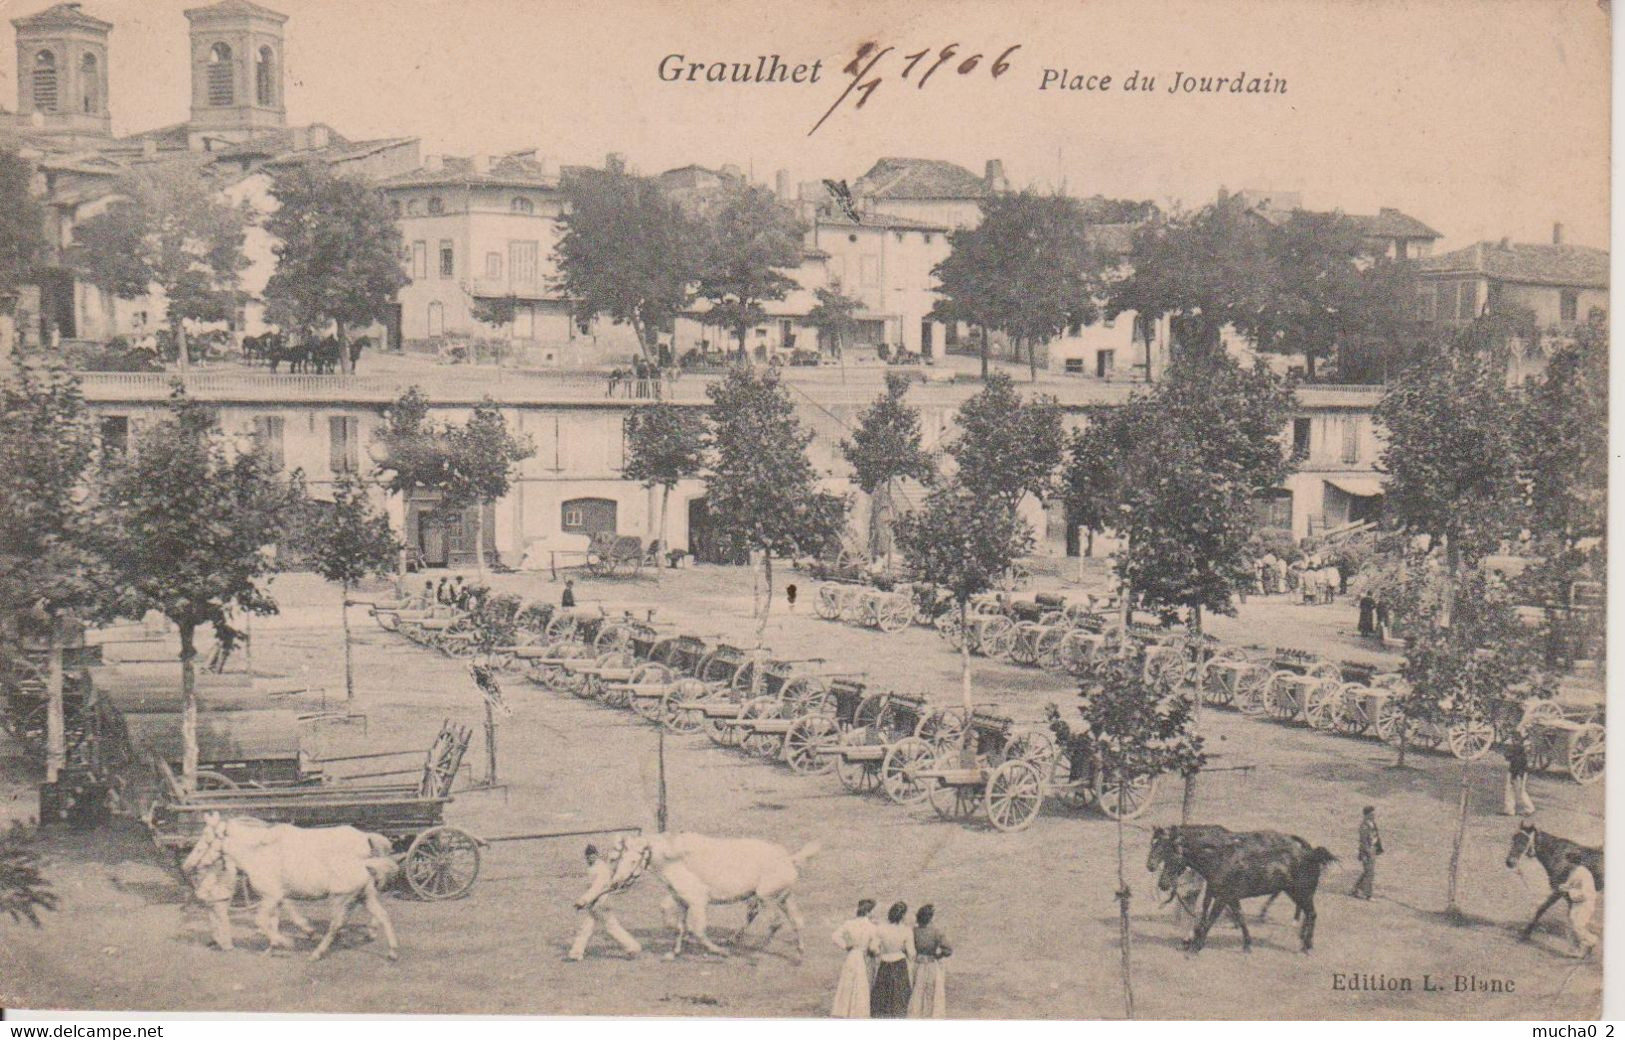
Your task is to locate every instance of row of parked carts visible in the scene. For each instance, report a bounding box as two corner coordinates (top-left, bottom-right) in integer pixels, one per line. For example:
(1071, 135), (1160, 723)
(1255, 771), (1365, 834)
(370, 597), (1157, 832)
(812, 579), (1606, 786)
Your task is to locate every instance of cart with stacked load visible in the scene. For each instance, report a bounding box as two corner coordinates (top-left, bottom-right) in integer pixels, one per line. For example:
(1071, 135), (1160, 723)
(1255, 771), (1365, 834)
(146, 721), (483, 900)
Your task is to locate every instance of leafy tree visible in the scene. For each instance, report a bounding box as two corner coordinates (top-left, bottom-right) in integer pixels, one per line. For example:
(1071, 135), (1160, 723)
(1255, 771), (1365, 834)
(1105, 196), (1271, 365)
(0, 822), (57, 927)
(1375, 347), (1524, 579)
(930, 190), (1108, 379)
(1239, 211), (1418, 382)
(1109, 356), (1296, 622)
(1062, 406), (1132, 558)
(705, 365), (847, 640)
(894, 482), (1033, 711)
(840, 371), (935, 561)
(946, 372), (1064, 511)
(441, 400), (535, 578)
(1096, 354), (1295, 819)
(372, 387), (453, 584)
(1395, 569), (1549, 915)
(691, 182), (804, 359)
(96, 389), (303, 790)
(1516, 318), (1607, 667)
(0, 148), (47, 300)
(70, 164), (250, 370)
(471, 296), (519, 332)
(264, 162), (408, 374)
(805, 285), (861, 357)
(0, 358), (104, 782)
(555, 168), (698, 359)
(623, 402), (708, 574)
(1108, 198), (1421, 382)
(1047, 651), (1205, 1018)
(297, 474), (400, 702)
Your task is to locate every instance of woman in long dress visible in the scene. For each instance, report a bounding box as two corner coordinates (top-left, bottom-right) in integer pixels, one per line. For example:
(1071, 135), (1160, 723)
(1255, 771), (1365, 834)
(908, 904), (952, 1017)
(830, 899), (877, 1018)
(869, 901), (915, 1018)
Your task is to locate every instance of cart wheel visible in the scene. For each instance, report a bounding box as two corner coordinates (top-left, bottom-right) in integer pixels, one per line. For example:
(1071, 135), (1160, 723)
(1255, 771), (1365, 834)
(662, 680), (708, 734)
(927, 776), (979, 820)
(918, 707), (969, 751)
(403, 826), (481, 900)
(1375, 699), (1411, 748)
(1264, 672), (1300, 722)
(877, 597), (913, 634)
(853, 694), (886, 732)
(814, 585), (842, 621)
(985, 760), (1044, 832)
(1006, 728), (1059, 781)
(1518, 699), (1563, 732)
(740, 698), (783, 759)
(1309, 660), (1343, 681)
(1568, 723), (1605, 785)
(1334, 685), (1373, 736)
(1234, 665), (1270, 715)
(1303, 680), (1344, 732)
(980, 617), (1016, 659)
(835, 749), (881, 793)
(1096, 771), (1157, 820)
(194, 770), (239, 791)
(785, 715), (838, 775)
(937, 613), (964, 651)
(1007, 626), (1040, 667)
(880, 737), (934, 805)
(1446, 719), (1496, 761)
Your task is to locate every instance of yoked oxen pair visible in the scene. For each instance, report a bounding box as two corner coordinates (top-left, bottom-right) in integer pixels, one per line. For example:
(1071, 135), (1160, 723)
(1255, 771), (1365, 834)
(1148, 824), (1335, 954)
(182, 812), (401, 961)
(1505, 821), (1604, 940)
(582, 831), (820, 959)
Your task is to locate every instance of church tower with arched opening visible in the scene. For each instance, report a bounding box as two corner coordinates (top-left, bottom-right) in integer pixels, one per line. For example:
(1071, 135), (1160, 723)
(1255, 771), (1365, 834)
(184, 0), (286, 146)
(11, 2), (112, 145)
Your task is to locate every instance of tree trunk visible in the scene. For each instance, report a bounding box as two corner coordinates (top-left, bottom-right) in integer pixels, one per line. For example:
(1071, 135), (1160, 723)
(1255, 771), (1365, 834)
(1117, 786), (1136, 1020)
(338, 320), (353, 375)
(1028, 337), (1038, 382)
(172, 319), (189, 373)
(45, 621), (65, 785)
(960, 599), (973, 713)
(341, 580), (355, 703)
(1446, 758), (1470, 914)
(484, 697), (498, 787)
(1397, 725), (1409, 769)
(179, 621), (199, 793)
(656, 725), (669, 832)
(867, 483), (890, 561)
(1304, 349), (1316, 383)
(1181, 606), (1203, 824)
(978, 326), (989, 380)
(474, 501), (488, 579)
(758, 552), (774, 645)
(658, 485), (671, 582)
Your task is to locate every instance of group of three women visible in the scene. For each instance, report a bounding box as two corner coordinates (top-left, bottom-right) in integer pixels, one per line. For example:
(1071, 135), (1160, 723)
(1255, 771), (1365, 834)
(832, 900), (952, 1018)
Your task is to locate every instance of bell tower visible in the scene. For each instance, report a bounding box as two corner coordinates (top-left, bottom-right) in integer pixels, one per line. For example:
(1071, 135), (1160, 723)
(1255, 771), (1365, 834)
(184, 0), (286, 147)
(11, 3), (112, 144)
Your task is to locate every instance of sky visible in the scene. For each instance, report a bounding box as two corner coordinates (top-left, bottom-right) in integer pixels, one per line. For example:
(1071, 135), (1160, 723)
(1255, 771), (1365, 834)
(0, 0), (1610, 251)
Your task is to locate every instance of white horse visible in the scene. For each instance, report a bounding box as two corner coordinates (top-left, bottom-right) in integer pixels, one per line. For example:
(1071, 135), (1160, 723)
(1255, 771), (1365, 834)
(181, 812), (401, 961)
(584, 832), (819, 960)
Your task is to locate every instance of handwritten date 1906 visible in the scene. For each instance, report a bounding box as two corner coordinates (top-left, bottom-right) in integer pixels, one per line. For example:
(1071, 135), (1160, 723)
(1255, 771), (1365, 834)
(808, 42), (1022, 136)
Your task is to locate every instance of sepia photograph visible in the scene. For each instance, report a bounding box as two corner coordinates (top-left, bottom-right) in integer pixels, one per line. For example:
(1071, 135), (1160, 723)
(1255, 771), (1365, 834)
(0, 0), (1610, 1023)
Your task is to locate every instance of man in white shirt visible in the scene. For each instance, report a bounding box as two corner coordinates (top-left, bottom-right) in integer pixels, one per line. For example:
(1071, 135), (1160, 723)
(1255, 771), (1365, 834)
(1562, 851), (1598, 958)
(567, 843), (642, 961)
